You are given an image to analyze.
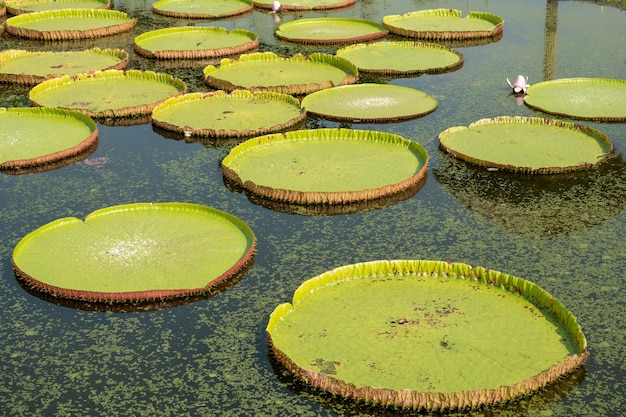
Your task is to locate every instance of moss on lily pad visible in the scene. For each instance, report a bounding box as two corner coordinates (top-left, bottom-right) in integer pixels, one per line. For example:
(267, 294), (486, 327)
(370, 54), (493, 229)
(13, 202), (256, 304)
(267, 260), (588, 411)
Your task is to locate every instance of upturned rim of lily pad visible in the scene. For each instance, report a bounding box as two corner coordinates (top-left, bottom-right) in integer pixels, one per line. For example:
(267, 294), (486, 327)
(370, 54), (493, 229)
(0, 47), (128, 84)
(335, 41), (463, 75)
(301, 84), (438, 123)
(13, 202), (257, 304)
(4, 8), (136, 40)
(5, 0), (111, 15)
(275, 17), (388, 44)
(267, 259), (588, 411)
(383, 9), (504, 40)
(203, 52), (358, 95)
(524, 78), (626, 122)
(439, 116), (614, 174)
(253, 0), (355, 11)
(152, 90), (305, 138)
(152, 0), (253, 19)
(29, 69), (187, 119)
(1, 107), (98, 174)
(221, 128), (429, 205)
(134, 26), (259, 60)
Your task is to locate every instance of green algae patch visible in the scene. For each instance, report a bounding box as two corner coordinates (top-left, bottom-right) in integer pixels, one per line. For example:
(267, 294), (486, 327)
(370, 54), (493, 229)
(13, 202), (256, 304)
(275, 17), (388, 44)
(152, 90), (305, 138)
(439, 116), (613, 174)
(134, 26), (258, 60)
(336, 41), (463, 75)
(221, 128), (428, 205)
(300, 84), (437, 123)
(204, 52), (357, 95)
(383, 9), (503, 40)
(524, 78), (626, 122)
(29, 69), (186, 119)
(5, 0), (111, 15)
(0, 107), (98, 173)
(0, 48), (128, 84)
(267, 260), (588, 411)
(152, 0), (253, 19)
(4, 8), (136, 40)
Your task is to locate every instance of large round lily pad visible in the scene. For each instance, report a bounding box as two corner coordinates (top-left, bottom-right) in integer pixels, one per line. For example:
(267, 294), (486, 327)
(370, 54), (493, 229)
(29, 69), (186, 119)
(267, 259), (588, 411)
(13, 202), (256, 303)
(301, 84), (437, 123)
(5, 0), (111, 15)
(383, 9), (504, 40)
(275, 17), (388, 44)
(439, 116), (613, 174)
(152, 0), (253, 19)
(524, 78), (626, 122)
(221, 128), (428, 205)
(0, 48), (128, 84)
(253, 0), (353, 10)
(203, 52), (358, 95)
(336, 41), (463, 75)
(152, 90), (305, 138)
(4, 8), (136, 40)
(1, 107), (98, 173)
(134, 26), (258, 60)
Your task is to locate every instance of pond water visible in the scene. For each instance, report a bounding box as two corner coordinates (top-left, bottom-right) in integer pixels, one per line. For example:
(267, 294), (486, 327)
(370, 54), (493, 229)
(1, 0), (625, 415)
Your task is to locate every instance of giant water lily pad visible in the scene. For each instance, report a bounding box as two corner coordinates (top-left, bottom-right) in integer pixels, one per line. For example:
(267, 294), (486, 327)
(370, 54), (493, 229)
(0, 107), (97, 173)
(5, 0), (111, 15)
(0, 48), (128, 84)
(439, 116), (613, 174)
(301, 84), (437, 122)
(336, 41), (463, 75)
(13, 202), (256, 303)
(134, 26), (258, 60)
(29, 69), (186, 119)
(524, 78), (626, 122)
(152, 90), (305, 138)
(221, 128), (428, 205)
(253, 0), (354, 10)
(383, 9), (504, 40)
(267, 259), (588, 411)
(275, 17), (388, 44)
(204, 52), (357, 95)
(152, 0), (253, 19)
(4, 8), (136, 40)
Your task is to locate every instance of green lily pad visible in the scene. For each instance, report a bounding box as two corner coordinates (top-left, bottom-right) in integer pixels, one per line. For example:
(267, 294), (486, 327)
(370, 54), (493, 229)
(335, 41), (463, 75)
(29, 69), (187, 119)
(267, 260), (588, 411)
(0, 107), (98, 173)
(152, 90), (305, 138)
(203, 52), (358, 95)
(275, 17), (388, 44)
(221, 128), (428, 205)
(253, 0), (354, 11)
(300, 84), (437, 122)
(524, 78), (626, 122)
(439, 116), (613, 174)
(152, 0), (253, 19)
(383, 9), (504, 40)
(134, 26), (258, 60)
(5, 0), (111, 15)
(13, 202), (256, 303)
(0, 48), (128, 84)
(4, 8), (136, 40)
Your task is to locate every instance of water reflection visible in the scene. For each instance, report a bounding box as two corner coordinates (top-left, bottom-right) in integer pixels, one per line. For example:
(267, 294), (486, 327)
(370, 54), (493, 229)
(434, 151), (626, 239)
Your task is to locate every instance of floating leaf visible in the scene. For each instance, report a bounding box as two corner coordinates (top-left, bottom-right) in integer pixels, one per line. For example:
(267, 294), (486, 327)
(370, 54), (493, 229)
(275, 17), (388, 44)
(252, 0), (354, 11)
(152, 0), (253, 19)
(5, 0), (111, 15)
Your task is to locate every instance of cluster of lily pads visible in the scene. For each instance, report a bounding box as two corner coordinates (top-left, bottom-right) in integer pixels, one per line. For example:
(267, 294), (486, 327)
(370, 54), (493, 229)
(2, 0), (615, 412)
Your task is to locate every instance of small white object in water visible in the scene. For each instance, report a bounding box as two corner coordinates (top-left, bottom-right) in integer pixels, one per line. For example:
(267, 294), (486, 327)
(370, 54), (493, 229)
(270, 1), (281, 13)
(507, 75), (530, 94)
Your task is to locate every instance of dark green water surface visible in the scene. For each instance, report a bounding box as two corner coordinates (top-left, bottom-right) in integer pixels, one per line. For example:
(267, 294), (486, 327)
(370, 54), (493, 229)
(1, 1), (625, 416)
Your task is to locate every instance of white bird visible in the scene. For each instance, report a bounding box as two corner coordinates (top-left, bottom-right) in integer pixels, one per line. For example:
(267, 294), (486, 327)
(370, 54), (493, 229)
(507, 75), (530, 94)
